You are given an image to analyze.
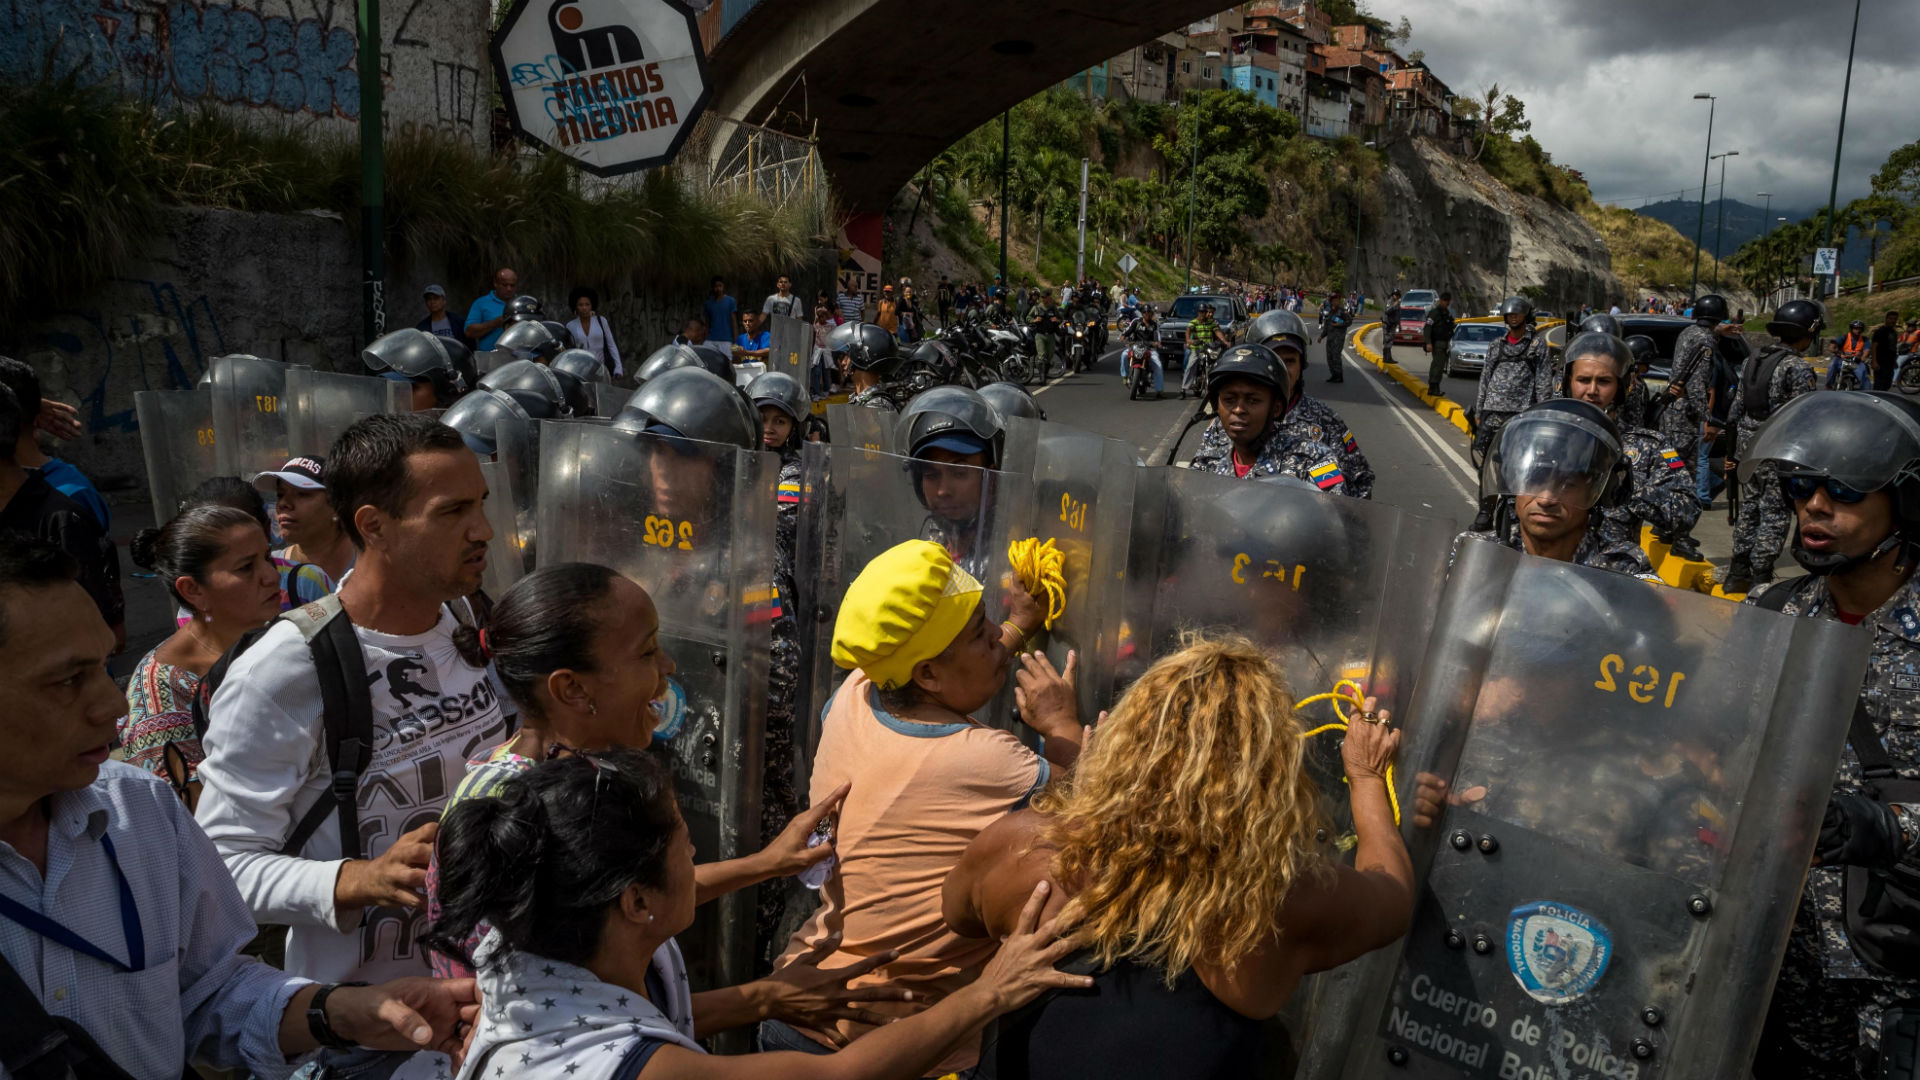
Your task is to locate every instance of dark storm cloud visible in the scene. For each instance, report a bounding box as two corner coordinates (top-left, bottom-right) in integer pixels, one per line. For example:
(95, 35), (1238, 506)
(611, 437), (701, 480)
(1390, 0), (1919, 214)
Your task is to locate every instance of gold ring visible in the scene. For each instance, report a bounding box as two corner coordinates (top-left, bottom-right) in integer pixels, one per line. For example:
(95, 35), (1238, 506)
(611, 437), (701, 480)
(1361, 710), (1384, 725)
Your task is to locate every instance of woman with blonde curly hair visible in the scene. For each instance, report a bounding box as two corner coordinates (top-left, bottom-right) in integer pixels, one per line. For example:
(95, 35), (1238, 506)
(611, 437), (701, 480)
(942, 633), (1413, 1077)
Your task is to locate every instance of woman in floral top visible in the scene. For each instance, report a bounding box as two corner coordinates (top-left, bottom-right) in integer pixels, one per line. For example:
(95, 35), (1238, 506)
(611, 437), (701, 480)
(124, 504), (282, 808)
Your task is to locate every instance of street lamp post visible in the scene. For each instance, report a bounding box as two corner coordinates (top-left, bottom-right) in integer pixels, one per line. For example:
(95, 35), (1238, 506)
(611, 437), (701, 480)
(1756, 190), (1774, 304)
(1689, 93), (1716, 301)
(1184, 90), (1199, 292)
(1818, 0), (1863, 300)
(1710, 150), (1739, 289)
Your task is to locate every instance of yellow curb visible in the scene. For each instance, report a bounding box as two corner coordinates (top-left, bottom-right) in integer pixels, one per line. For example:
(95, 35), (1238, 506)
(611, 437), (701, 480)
(811, 392), (849, 415)
(1350, 322), (1471, 434)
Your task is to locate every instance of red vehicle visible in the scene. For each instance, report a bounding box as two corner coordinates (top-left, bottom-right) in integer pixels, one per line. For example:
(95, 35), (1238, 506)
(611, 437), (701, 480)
(1390, 307), (1427, 347)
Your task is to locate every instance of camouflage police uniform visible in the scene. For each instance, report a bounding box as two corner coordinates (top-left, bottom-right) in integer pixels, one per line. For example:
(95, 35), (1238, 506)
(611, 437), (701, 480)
(1727, 344), (1819, 576)
(1454, 525), (1657, 579)
(756, 448), (805, 970)
(1189, 419), (1363, 496)
(1659, 323), (1717, 484)
(1471, 330), (1553, 463)
(1621, 377), (1653, 432)
(1751, 572), (1920, 1078)
(1593, 425), (1701, 549)
(1282, 394), (1375, 500)
(846, 385), (898, 411)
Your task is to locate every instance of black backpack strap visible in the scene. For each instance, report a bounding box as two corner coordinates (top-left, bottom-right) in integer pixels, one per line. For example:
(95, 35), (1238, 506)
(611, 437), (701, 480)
(1848, 696), (1899, 780)
(276, 596), (373, 860)
(0, 948), (138, 1080)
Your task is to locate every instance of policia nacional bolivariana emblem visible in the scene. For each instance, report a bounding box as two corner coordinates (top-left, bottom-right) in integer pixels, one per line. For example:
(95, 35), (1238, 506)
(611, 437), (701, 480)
(1506, 900), (1614, 1004)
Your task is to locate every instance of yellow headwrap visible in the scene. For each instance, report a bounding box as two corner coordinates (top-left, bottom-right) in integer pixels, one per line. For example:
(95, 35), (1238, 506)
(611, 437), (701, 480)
(832, 539), (984, 690)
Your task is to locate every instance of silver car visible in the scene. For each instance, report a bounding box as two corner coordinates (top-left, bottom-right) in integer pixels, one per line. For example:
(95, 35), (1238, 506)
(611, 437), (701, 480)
(1445, 322), (1505, 376)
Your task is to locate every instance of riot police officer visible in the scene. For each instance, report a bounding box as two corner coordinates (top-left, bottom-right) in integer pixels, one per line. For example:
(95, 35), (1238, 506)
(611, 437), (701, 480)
(1186, 344), (1360, 495)
(975, 381), (1045, 423)
(1661, 293), (1726, 493)
(1739, 390), (1920, 1079)
(1239, 309), (1375, 499)
(1463, 398), (1656, 577)
(634, 342), (733, 386)
(1318, 292), (1352, 382)
(1722, 300), (1824, 593)
(829, 323), (901, 411)
(1470, 296), (1556, 530)
(362, 327), (475, 410)
(496, 318), (566, 362)
(1561, 331), (1703, 557)
(1623, 333), (1658, 431)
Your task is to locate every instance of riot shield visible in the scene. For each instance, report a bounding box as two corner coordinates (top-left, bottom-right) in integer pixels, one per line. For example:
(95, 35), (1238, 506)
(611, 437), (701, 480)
(475, 458), (525, 601)
(474, 349), (513, 375)
(284, 368), (410, 458)
(492, 418), (543, 574)
(591, 381), (628, 418)
(135, 388), (219, 522)
(826, 402), (895, 454)
(767, 314), (809, 378)
(1302, 539), (1872, 1080)
(209, 355), (296, 480)
(795, 440), (1036, 784)
(534, 421), (776, 993)
(998, 416), (1138, 717)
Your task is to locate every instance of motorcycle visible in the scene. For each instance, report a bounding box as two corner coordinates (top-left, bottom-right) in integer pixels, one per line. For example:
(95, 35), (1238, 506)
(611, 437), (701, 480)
(1067, 312), (1095, 374)
(1125, 340), (1157, 400)
(1183, 341), (1222, 400)
(1897, 349), (1920, 395)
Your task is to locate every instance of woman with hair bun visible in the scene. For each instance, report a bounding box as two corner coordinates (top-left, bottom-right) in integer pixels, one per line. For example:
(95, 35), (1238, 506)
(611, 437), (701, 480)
(123, 504), (281, 807)
(429, 750), (1090, 1080)
(942, 633), (1415, 1078)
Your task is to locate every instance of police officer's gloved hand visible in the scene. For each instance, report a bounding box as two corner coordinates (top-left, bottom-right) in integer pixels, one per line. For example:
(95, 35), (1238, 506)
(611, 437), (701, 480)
(1817, 793), (1906, 869)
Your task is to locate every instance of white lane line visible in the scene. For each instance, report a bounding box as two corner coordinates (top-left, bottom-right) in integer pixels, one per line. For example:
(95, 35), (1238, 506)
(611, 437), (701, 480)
(1149, 401), (1202, 466)
(1346, 343), (1478, 509)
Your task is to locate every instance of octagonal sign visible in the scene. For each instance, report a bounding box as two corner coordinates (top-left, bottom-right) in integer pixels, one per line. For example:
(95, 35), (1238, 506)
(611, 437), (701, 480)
(490, 0), (711, 176)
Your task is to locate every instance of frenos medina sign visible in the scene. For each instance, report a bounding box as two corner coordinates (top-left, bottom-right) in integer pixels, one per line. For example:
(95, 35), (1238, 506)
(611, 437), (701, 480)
(490, 0), (711, 176)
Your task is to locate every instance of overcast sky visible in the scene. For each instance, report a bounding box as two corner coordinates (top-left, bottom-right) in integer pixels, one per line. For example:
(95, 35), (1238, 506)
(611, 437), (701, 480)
(1390, 0), (1918, 217)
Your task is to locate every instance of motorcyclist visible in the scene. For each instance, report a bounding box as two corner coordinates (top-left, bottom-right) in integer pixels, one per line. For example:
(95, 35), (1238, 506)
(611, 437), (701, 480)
(1027, 289), (1064, 374)
(1720, 300), (1823, 592)
(1228, 309), (1373, 498)
(1181, 304), (1229, 400)
(1737, 390), (1920, 1079)
(1185, 343), (1361, 495)
(1829, 319), (1872, 390)
(1121, 306), (1164, 397)
(1560, 331), (1703, 558)
(1461, 398), (1657, 577)
(1469, 295), (1556, 531)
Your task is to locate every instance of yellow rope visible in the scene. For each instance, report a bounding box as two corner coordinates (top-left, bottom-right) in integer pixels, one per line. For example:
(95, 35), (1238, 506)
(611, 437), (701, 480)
(1006, 537), (1068, 630)
(1295, 679), (1401, 826)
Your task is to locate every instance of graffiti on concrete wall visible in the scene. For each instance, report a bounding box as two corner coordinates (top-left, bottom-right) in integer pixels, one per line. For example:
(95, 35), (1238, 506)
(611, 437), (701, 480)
(31, 278), (227, 435)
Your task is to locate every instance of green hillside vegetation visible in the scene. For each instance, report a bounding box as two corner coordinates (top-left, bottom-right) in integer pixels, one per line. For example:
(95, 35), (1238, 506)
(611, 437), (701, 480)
(1728, 140), (1920, 303)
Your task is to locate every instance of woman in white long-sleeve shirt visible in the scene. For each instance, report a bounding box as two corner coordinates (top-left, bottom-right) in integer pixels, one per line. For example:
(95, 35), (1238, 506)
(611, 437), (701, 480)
(568, 287), (625, 378)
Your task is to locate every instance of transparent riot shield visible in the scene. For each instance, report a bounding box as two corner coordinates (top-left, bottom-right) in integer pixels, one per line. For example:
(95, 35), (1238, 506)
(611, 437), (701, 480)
(795, 440), (1036, 783)
(1301, 539), (1872, 1080)
(475, 458), (524, 601)
(135, 388), (219, 522)
(209, 355), (296, 480)
(767, 314), (809, 378)
(998, 416), (1138, 717)
(826, 402), (895, 454)
(492, 418), (543, 574)
(474, 349), (513, 375)
(535, 421), (776, 993)
(284, 368), (410, 458)
(591, 382), (627, 418)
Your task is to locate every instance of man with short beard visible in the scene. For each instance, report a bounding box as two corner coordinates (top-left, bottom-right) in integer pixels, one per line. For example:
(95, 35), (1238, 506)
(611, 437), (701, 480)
(196, 413), (506, 1077)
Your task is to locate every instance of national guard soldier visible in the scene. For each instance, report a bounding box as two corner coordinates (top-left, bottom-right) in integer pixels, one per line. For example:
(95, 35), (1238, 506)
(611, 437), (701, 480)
(1240, 309), (1375, 499)
(829, 323), (901, 411)
(1462, 398), (1657, 577)
(1661, 293), (1726, 493)
(1723, 300), (1824, 593)
(1186, 343), (1362, 496)
(1470, 296), (1556, 530)
(1739, 391), (1920, 1079)
(1561, 330), (1704, 557)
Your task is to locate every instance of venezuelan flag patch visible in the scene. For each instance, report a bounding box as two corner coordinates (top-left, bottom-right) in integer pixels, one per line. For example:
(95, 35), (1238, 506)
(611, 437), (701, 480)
(1309, 460), (1344, 491)
(1341, 429), (1360, 455)
(1660, 449), (1685, 470)
(777, 480), (802, 504)
(745, 585), (785, 624)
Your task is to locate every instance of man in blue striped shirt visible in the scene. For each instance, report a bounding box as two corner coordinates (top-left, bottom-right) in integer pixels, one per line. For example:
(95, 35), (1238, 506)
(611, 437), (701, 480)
(0, 535), (477, 1080)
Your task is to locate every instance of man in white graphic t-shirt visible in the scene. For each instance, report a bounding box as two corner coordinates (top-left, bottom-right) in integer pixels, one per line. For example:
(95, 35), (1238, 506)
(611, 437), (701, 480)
(196, 413), (504, 1078)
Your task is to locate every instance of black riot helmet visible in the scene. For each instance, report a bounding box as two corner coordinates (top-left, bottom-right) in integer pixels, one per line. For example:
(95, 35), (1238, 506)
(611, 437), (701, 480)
(1578, 312), (1625, 339)
(1737, 391), (1920, 574)
(540, 320), (575, 349)
(362, 328), (471, 407)
(1486, 398), (1629, 512)
(1245, 309), (1312, 356)
(1498, 296), (1535, 327)
(546, 348), (608, 415)
(503, 295), (542, 323)
(440, 387), (535, 458)
(1563, 331), (1635, 379)
(496, 320), (565, 362)
(899, 385), (1005, 468)
(1766, 299), (1826, 344)
(1692, 294), (1730, 325)
(746, 370), (809, 450)
(975, 381), (1045, 423)
(480, 359), (575, 418)
(636, 343), (732, 385)
(1625, 334), (1657, 370)
(1206, 343), (1295, 417)
(827, 322), (900, 374)
(612, 367), (760, 450)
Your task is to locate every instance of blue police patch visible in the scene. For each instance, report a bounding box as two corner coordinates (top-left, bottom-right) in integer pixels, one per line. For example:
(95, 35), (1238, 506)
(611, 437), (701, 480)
(651, 676), (690, 740)
(1506, 901), (1613, 1004)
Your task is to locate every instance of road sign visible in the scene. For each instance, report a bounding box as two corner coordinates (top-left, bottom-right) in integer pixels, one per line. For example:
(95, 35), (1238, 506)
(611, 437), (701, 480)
(1814, 247), (1839, 276)
(1118, 253), (1139, 276)
(491, 0), (711, 177)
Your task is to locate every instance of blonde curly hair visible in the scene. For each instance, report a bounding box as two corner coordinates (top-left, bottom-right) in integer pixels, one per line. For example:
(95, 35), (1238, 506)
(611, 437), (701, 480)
(1035, 632), (1332, 981)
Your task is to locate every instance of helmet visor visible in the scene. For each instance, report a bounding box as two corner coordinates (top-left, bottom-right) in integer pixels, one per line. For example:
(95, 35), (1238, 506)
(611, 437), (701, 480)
(1736, 391), (1920, 491)
(1491, 413), (1619, 510)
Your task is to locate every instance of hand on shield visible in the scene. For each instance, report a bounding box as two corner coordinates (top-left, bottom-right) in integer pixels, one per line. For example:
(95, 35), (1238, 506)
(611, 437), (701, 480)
(34, 399), (81, 441)
(1410, 773), (1488, 829)
(1814, 793), (1904, 869)
(757, 935), (919, 1043)
(1014, 650), (1080, 739)
(1340, 697), (1398, 783)
(761, 782), (852, 879)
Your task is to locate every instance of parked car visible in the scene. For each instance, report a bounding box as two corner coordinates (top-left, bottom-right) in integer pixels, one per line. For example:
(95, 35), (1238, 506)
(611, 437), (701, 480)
(1390, 307), (1428, 346)
(1158, 294), (1248, 366)
(1617, 314), (1696, 384)
(1445, 322), (1505, 376)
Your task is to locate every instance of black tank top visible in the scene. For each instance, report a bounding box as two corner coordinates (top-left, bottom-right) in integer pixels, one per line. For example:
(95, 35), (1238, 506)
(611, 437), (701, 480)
(976, 951), (1289, 1080)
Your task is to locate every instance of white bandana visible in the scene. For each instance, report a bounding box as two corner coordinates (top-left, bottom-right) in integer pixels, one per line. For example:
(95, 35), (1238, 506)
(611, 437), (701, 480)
(456, 930), (703, 1080)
